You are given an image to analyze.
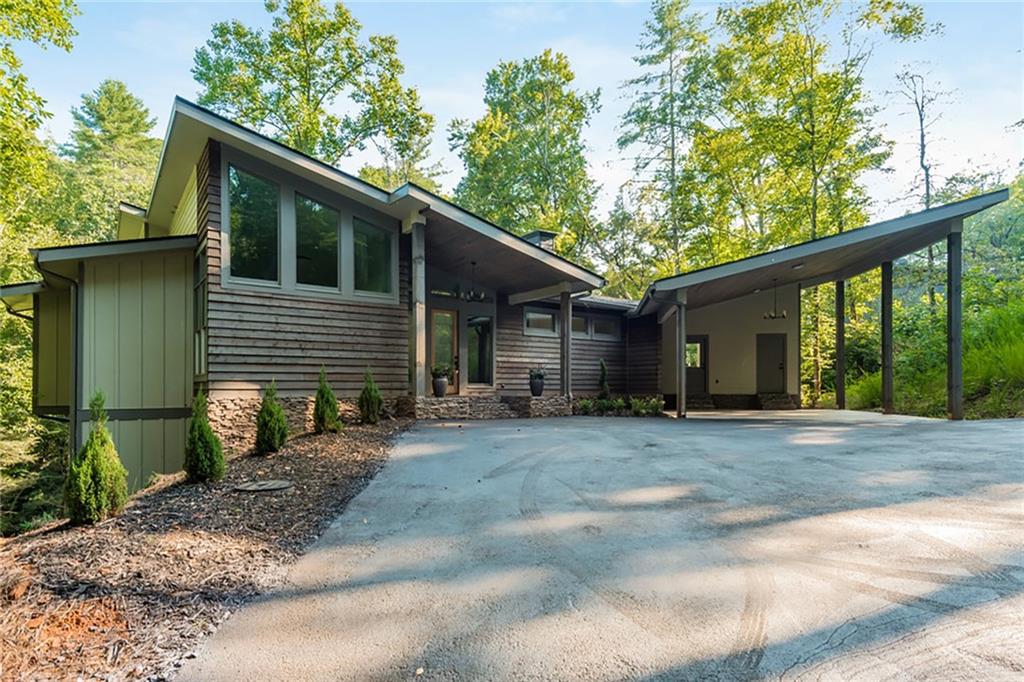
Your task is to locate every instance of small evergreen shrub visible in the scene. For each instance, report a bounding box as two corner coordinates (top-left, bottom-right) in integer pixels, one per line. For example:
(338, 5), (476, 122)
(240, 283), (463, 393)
(255, 380), (288, 454)
(313, 366), (341, 434)
(431, 364), (451, 380)
(598, 359), (611, 399)
(185, 389), (225, 482)
(358, 367), (383, 424)
(64, 392), (128, 525)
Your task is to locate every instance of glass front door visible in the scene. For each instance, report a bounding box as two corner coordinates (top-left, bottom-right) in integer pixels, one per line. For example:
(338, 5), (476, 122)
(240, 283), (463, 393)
(431, 309), (458, 394)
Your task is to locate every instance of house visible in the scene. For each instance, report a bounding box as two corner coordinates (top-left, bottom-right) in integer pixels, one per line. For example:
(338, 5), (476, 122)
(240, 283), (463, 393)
(0, 97), (1008, 490)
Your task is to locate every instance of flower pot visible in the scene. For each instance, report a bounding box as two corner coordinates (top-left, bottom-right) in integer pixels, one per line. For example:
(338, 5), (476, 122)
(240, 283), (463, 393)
(432, 377), (448, 397)
(529, 377), (544, 397)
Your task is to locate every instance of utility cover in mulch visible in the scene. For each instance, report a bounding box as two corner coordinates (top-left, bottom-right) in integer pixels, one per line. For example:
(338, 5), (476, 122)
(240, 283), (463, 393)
(0, 419), (410, 681)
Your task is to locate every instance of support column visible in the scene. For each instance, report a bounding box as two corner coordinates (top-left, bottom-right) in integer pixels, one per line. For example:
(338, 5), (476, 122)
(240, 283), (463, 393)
(881, 261), (894, 414)
(835, 279), (846, 410)
(560, 290), (572, 398)
(947, 225), (964, 420)
(410, 222), (427, 397)
(676, 292), (687, 418)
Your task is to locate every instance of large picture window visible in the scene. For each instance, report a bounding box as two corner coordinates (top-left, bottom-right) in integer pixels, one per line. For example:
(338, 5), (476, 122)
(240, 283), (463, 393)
(353, 217), (392, 293)
(228, 164), (279, 282)
(296, 193), (339, 288)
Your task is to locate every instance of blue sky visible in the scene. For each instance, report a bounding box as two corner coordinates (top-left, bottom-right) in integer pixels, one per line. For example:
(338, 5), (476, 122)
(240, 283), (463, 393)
(19, 1), (1024, 221)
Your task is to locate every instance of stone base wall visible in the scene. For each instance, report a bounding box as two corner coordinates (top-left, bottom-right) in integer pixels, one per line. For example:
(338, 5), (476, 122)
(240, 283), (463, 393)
(412, 395), (571, 420)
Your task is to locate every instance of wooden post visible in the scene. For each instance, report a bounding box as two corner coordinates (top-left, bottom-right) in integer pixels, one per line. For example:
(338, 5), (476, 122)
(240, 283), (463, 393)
(947, 225), (964, 420)
(410, 222), (427, 397)
(835, 279), (846, 410)
(881, 261), (894, 414)
(560, 290), (573, 398)
(676, 292), (687, 419)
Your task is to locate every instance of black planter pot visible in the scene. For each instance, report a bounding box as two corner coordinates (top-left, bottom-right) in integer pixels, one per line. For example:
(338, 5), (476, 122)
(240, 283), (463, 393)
(529, 377), (544, 397)
(432, 377), (448, 397)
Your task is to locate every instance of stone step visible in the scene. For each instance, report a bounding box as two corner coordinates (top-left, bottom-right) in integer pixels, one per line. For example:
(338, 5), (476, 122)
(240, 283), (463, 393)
(686, 394), (717, 410)
(757, 393), (799, 410)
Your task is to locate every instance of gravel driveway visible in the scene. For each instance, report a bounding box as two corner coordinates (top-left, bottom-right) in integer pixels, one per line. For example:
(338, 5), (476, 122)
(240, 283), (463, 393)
(182, 411), (1024, 680)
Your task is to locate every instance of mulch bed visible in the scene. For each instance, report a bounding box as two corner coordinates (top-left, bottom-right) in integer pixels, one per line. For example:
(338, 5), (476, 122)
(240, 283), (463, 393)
(0, 419), (411, 681)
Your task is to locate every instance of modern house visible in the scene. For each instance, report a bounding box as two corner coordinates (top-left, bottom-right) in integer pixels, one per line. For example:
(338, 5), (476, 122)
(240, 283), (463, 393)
(1, 97), (1008, 489)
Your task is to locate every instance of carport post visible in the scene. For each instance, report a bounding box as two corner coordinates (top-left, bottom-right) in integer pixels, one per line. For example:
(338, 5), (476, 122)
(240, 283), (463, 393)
(947, 223), (964, 420)
(407, 217), (427, 397)
(560, 290), (573, 398)
(881, 261), (894, 414)
(835, 280), (846, 410)
(676, 291), (687, 418)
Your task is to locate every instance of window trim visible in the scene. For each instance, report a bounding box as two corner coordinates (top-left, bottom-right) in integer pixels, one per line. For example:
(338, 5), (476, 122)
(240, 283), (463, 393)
(523, 306), (560, 337)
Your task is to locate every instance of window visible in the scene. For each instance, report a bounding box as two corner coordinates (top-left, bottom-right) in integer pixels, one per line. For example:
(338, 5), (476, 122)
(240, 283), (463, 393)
(592, 317), (621, 339)
(296, 193), (339, 288)
(572, 315), (588, 337)
(524, 309), (557, 336)
(467, 316), (493, 384)
(228, 164), (279, 282)
(686, 342), (702, 368)
(354, 217), (392, 293)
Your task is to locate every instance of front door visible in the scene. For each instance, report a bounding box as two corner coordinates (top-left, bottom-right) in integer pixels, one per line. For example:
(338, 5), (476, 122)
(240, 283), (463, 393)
(431, 309), (458, 394)
(756, 333), (786, 394)
(686, 335), (709, 394)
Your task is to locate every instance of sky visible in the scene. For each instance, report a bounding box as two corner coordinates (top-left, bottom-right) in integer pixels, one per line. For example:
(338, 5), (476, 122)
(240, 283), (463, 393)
(18, 0), (1024, 223)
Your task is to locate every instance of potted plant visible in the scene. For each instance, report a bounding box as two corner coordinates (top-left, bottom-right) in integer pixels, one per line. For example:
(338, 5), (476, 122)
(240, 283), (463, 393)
(431, 364), (450, 397)
(529, 368), (546, 397)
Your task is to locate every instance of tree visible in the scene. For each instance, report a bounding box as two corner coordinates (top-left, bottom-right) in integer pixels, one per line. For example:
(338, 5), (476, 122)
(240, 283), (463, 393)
(449, 50), (600, 261)
(358, 367), (383, 424)
(185, 390), (225, 482)
(588, 191), (660, 299)
(64, 392), (128, 525)
(358, 128), (445, 193)
(57, 79), (161, 242)
(312, 365), (341, 433)
(618, 0), (710, 274)
(193, 0), (432, 166)
(255, 380), (288, 454)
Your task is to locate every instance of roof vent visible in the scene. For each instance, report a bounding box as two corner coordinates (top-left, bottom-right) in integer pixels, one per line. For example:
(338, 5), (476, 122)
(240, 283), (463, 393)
(522, 229), (559, 252)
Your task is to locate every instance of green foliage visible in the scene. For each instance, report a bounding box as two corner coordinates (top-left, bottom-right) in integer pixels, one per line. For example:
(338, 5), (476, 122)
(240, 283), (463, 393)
(430, 363), (451, 380)
(449, 49), (600, 262)
(193, 0), (433, 167)
(529, 368), (546, 381)
(0, 421), (67, 536)
(577, 395), (663, 417)
(185, 389), (225, 482)
(630, 395), (665, 416)
(358, 129), (446, 193)
(358, 367), (383, 424)
(597, 359), (611, 399)
(313, 366), (341, 434)
(255, 380), (288, 454)
(64, 393), (128, 525)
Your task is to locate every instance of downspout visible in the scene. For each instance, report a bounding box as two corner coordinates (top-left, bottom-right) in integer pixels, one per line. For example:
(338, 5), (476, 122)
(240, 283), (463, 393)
(34, 255), (81, 465)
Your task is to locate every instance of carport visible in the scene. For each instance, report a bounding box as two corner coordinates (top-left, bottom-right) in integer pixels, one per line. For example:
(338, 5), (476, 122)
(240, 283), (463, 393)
(635, 189), (1009, 419)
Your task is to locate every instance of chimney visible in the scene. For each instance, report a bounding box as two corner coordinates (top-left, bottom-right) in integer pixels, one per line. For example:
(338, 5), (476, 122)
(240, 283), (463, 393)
(522, 230), (559, 252)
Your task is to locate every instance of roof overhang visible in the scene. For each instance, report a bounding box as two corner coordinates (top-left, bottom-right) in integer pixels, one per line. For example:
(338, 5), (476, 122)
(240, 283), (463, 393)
(637, 188), (1009, 316)
(0, 281), (44, 315)
(31, 235), (197, 282)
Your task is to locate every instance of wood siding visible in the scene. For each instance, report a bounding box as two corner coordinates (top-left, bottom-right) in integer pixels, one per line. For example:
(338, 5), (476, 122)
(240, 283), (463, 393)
(626, 314), (660, 395)
(34, 289), (71, 410)
(199, 139), (411, 398)
(168, 166), (198, 236)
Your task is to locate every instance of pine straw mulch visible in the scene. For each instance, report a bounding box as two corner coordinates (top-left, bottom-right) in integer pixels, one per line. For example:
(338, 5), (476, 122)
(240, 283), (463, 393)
(0, 419), (411, 681)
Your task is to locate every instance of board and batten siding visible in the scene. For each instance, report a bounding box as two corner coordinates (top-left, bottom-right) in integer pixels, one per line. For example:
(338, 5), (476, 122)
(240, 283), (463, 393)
(494, 301), (628, 396)
(198, 139), (411, 399)
(34, 289), (71, 412)
(168, 166), (198, 236)
(78, 249), (193, 491)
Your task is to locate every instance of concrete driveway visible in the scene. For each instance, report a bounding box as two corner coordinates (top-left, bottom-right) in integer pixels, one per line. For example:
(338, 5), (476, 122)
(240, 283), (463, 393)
(183, 411), (1024, 680)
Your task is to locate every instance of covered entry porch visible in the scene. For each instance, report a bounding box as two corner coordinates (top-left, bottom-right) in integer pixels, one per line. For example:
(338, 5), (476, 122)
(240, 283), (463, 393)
(636, 189), (1009, 419)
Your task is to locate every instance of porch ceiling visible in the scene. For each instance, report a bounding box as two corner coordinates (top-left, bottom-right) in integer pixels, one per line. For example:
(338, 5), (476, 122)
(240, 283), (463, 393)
(639, 188), (1008, 315)
(423, 208), (601, 296)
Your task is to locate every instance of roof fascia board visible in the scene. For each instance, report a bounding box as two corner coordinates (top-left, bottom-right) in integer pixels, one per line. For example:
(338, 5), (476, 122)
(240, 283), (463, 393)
(402, 185), (604, 288)
(35, 236), (196, 264)
(0, 281), (44, 297)
(652, 189), (1008, 294)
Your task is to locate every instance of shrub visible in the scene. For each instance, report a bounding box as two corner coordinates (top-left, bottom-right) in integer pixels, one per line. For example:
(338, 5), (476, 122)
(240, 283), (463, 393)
(577, 398), (594, 415)
(629, 395), (665, 416)
(255, 380), (288, 454)
(313, 366), (341, 434)
(529, 368), (546, 381)
(431, 363), (451, 380)
(598, 359), (610, 399)
(64, 392), (128, 525)
(185, 389), (225, 482)
(358, 367), (383, 424)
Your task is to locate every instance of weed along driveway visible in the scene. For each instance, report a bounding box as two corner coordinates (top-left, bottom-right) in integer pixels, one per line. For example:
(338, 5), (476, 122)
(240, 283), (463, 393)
(182, 412), (1024, 680)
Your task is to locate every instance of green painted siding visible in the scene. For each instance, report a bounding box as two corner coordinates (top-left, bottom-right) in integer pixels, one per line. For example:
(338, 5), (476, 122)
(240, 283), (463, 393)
(168, 166), (198, 236)
(81, 249), (193, 490)
(35, 289), (71, 410)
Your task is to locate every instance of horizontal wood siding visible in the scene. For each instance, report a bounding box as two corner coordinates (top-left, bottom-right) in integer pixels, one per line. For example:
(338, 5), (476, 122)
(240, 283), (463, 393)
(495, 301), (560, 395)
(572, 335), (626, 395)
(200, 139), (411, 398)
(626, 314), (660, 395)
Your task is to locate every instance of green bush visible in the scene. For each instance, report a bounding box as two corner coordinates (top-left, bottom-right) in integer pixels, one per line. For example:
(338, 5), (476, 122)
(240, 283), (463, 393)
(598, 359), (610, 399)
(255, 380), (288, 454)
(629, 395), (665, 416)
(358, 367), (383, 424)
(64, 392), (128, 525)
(313, 366), (341, 434)
(185, 389), (225, 482)
(577, 398), (594, 415)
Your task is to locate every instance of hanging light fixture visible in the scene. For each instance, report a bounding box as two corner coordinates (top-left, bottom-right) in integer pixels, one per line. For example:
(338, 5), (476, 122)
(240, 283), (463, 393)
(465, 261), (485, 301)
(763, 278), (787, 320)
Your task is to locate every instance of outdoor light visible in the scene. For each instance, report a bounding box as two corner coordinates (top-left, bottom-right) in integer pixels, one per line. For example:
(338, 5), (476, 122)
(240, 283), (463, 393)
(792, 262), (805, 270)
(763, 278), (787, 320)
